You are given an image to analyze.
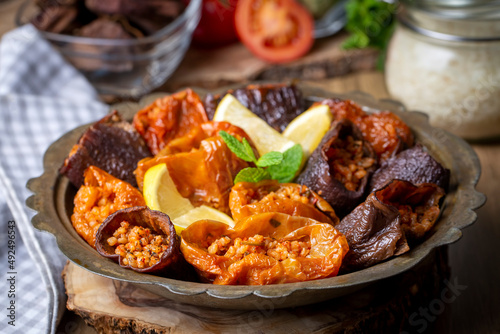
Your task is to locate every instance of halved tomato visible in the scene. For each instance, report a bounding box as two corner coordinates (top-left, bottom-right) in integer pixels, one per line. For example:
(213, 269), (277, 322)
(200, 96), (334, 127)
(188, 0), (240, 48)
(235, 0), (314, 63)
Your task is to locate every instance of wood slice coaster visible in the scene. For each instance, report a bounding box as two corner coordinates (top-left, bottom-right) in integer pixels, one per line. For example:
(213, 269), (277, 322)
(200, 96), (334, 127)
(162, 33), (379, 91)
(63, 247), (449, 333)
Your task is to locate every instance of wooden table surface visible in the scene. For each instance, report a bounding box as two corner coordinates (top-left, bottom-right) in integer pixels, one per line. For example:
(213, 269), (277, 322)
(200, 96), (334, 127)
(1, 1), (498, 333)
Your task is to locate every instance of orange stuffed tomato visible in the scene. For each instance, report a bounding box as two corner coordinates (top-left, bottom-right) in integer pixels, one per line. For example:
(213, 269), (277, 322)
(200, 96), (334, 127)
(133, 89), (209, 155)
(235, 0), (314, 63)
(229, 180), (339, 225)
(180, 212), (349, 285)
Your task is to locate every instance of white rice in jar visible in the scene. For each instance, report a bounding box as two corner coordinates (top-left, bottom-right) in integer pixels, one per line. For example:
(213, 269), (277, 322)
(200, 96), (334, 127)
(385, 3), (500, 140)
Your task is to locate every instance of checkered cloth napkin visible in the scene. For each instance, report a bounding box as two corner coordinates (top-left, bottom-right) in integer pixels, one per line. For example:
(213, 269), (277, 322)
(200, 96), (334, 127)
(0, 24), (108, 334)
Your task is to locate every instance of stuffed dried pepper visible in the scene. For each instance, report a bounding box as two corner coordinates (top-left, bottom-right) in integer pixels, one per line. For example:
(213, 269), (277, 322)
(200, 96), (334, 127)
(229, 180), (338, 225)
(71, 166), (146, 248)
(135, 121), (258, 215)
(133, 89), (209, 154)
(181, 212), (349, 285)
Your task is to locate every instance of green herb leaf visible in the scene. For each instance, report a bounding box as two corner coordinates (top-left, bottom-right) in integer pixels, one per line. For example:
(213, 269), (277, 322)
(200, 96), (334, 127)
(256, 151), (283, 168)
(267, 144), (303, 183)
(242, 138), (256, 162)
(342, 0), (397, 70)
(234, 167), (272, 184)
(219, 130), (257, 163)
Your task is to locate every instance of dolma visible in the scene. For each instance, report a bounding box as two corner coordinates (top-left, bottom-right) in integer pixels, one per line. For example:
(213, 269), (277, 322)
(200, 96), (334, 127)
(337, 179), (445, 271)
(71, 166), (146, 248)
(369, 143), (450, 193)
(229, 180), (339, 225)
(297, 119), (377, 218)
(96, 206), (195, 280)
(319, 99), (414, 163)
(135, 122), (258, 215)
(133, 89), (209, 155)
(60, 111), (152, 188)
(180, 212), (349, 285)
(204, 83), (304, 132)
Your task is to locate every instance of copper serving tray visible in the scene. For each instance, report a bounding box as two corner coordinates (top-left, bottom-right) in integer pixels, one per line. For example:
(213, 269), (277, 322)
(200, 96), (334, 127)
(26, 83), (485, 310)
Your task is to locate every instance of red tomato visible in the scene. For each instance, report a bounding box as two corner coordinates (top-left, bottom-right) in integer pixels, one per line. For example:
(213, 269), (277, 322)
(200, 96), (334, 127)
(235, 0), (314, 63)
(190, 0), (239, 48)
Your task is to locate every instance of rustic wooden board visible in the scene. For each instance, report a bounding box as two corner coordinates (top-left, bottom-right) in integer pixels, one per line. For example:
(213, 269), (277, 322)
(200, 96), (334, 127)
(162, 33), (379, 91)
(63, 247), (449, 334)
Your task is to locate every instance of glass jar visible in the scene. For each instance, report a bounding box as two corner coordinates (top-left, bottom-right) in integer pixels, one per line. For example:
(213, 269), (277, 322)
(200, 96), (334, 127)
(385, 0), (500, 140)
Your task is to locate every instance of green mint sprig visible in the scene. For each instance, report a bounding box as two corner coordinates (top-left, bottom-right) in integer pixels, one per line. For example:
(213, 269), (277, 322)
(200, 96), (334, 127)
(219, 131), (303, 184)
(266, 144), (303, 183)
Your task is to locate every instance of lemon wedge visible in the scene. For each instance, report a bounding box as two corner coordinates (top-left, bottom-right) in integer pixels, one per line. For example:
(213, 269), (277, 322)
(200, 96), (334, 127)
(174, 205), (235, 234)
(282, 104), (333, 159)
(213, 94), (296, 155)
(143, 163), (194, 219)
(143, 163), (235, 234)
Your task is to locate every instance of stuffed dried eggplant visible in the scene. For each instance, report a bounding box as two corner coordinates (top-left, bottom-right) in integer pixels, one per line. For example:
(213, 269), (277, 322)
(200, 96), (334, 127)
(204, 84), (305, 132)
(319, 99), (414, 163)
(229, 180), (338, 225)
(135, 122), (258, 215)
(297, 119), (377, 218)
(180, 212), (349, 285)
(133, 89), (209, 155)
(95, 206), (194, 279)
(375, 179), (445, 240)
(71, 166), (146, 248)
(336, 179), (445, 271)
(369, 144), (450, 193)
(60, 111), (152, 188)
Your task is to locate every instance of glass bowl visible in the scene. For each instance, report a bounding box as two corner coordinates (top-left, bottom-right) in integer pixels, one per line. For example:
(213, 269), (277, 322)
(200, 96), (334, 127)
(16, 0), (202, 97)
(26, 83), (485, 310)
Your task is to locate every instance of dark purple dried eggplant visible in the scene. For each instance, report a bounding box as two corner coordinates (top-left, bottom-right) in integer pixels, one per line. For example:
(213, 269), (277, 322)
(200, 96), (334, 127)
(337, 179), (445, 272)
(375, 179), (445, 240)
(204, 84), (305, 132)
(77, 17), (133, 39)
(69, 20), (136, 72)
(31, 6), (79, 34)
(296, 119), (377, 218)
(95, 206), (195, 279)
(369, 143), (450, 193)
(85, 0), (183, 17)
(60, 111), (152, 188)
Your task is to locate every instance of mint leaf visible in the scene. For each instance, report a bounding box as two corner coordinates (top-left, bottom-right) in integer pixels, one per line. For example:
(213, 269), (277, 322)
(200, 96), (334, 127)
(256, 151), (283, 168)
(267, 144), (303, 183)
(242, 138), (256, 162)
(220, 131), (303, 184)
(234, 167), (271, 184)
(219, 131), (256, 163)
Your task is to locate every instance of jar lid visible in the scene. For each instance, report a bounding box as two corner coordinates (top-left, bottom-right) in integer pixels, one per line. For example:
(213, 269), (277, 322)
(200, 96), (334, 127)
(399, 0), (500, 41)
(402, 0), (500, 19)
